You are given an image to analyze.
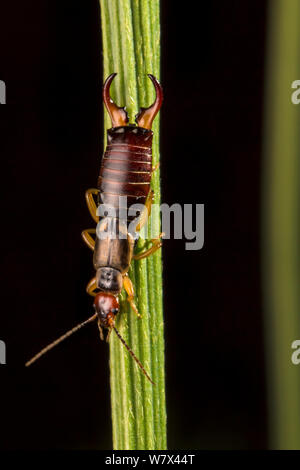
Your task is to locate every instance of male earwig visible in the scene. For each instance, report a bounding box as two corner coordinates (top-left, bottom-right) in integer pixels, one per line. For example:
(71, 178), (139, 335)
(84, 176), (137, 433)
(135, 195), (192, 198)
(26, 74), (163, 385)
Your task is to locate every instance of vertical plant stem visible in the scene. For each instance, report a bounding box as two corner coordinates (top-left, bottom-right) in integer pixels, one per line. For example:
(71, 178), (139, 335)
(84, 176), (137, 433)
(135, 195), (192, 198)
(99, 0), (166, 450)
(262, 0), (300, 449)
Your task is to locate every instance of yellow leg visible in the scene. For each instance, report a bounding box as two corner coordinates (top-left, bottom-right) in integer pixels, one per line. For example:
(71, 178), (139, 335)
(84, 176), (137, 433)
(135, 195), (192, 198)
(152, 162), (160, 173)
(85, 188), (99, 224)
(123, 274), (142, 318)
(105, 328), (112, 343)
(133, 232), (164, 260)
(136, 189), (154, 232)
(97, 320), (104, 341)
(81, 229), (96, 251)
(86, 277), (98, 297)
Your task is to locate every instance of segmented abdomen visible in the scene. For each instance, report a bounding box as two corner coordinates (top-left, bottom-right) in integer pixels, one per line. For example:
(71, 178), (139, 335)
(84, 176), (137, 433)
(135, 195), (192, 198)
(98, 126), (153, 222)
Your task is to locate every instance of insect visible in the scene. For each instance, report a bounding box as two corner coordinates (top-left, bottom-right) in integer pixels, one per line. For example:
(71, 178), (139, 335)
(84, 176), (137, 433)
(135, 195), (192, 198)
(26, 74), (163, 385)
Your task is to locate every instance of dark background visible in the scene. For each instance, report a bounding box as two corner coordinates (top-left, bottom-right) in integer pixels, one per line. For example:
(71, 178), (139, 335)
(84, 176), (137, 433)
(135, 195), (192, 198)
(0, 0), (267, 449)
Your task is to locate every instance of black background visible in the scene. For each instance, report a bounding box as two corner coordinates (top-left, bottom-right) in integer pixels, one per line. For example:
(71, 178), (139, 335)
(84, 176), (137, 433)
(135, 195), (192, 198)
(0, 0), (267, 449)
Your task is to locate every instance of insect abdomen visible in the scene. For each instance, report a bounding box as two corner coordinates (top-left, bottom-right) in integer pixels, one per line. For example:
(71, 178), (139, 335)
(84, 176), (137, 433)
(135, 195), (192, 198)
(98, 126), (153, 221)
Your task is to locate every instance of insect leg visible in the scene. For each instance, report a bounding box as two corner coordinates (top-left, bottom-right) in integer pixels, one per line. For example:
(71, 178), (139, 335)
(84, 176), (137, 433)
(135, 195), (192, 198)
(135, 189), (154, 232)
(85, 188), (99, 224)
(86, 277), (98, 297)
(97, 320), (105, 341)
(134, 189), (163, 259)
(123, 274), (142, 319)
(105, 328), (112, 343)
(152, 162), (160, 173)
(133, 233), (164, 260)
(81, 228), (96, 251)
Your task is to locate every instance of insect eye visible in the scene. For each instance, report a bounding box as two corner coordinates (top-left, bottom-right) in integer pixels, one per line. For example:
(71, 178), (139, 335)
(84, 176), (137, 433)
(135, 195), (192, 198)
(111, 308), (118, 315)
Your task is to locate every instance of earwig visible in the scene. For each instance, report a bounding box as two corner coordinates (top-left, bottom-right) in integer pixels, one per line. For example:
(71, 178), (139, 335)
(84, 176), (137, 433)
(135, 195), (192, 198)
(26, 74), (163, 385)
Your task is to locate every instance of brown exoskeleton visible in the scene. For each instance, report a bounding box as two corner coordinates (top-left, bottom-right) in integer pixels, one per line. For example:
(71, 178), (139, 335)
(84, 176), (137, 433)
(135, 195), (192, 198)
(26, 74), (163, 384)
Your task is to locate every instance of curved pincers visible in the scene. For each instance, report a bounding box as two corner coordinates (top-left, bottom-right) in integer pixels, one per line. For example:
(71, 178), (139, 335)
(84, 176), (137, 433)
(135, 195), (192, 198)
(135, 75), (163, 130)
(103, 73), (129, 127)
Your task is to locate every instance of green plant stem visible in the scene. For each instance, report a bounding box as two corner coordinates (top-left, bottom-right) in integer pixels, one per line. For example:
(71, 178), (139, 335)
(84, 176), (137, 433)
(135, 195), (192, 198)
(262, 0), (300, 449)
(99, 0), (166, 450)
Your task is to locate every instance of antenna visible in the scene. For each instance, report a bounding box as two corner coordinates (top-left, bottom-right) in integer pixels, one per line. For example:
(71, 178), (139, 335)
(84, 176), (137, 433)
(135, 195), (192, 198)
(25, 314), (155, 386)
(25, 314), (98, 367)
(113, 326), (155, 385)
